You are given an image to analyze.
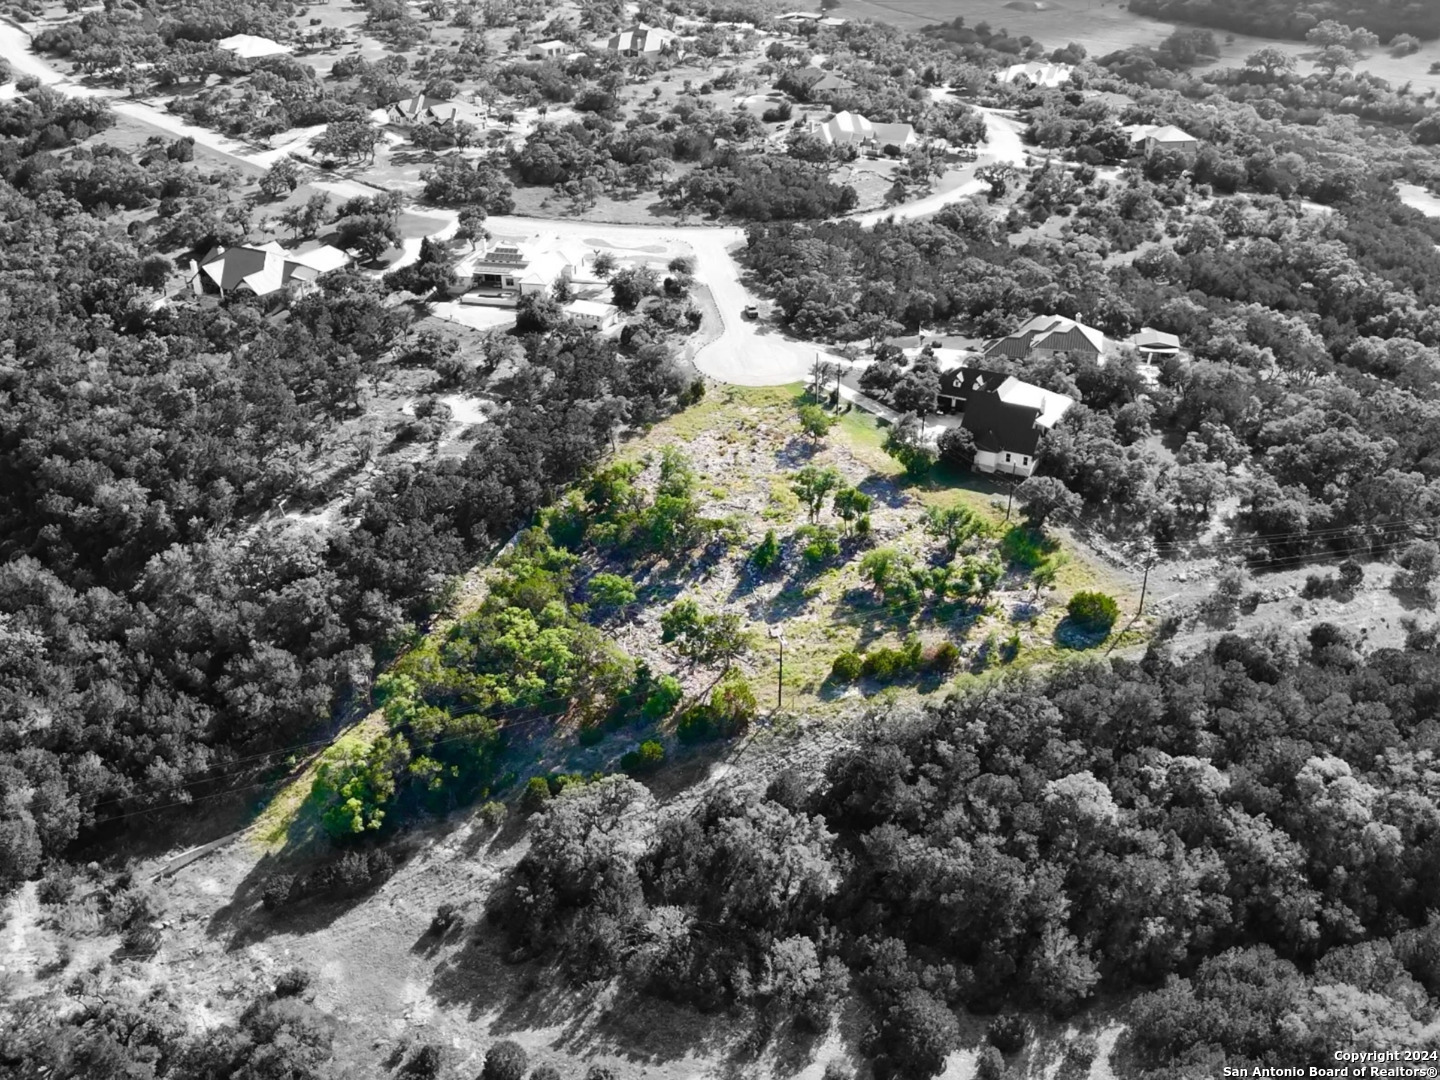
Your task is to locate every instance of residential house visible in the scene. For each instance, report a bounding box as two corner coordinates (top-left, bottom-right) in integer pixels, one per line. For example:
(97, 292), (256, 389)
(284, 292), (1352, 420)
(386, 94), (486, 129)
(813, 110), (917, 151)
(1126, 123), (1200, 158)
(191, 241), (351, 298)
(1000, 62), (1073, 87)
(1130, 327), (1181, 362)
(603, 26), (678, 56)
(777, 11), (847, 26)
(781, 66), (853, 100)
(527, 39), (569, 60)
(935, 368), (1075, 477)
(454, 236), (594, 299)
(216, 34), (292, 59)
(982, 314), (1110, 363)
(565, 298), (620, 330)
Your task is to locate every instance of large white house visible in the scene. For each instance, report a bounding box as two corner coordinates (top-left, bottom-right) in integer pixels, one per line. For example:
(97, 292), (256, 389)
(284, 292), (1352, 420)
(386, 94), (486, 129)
(216, 34), (291, 60)
(527, 39), (569, 60)
(812, 110), (918, 151)
(1000, 62), (1074, 88)
(602, 26), (678, 56)
(191, 241), (351, 298)
(454, 236), (594, 299)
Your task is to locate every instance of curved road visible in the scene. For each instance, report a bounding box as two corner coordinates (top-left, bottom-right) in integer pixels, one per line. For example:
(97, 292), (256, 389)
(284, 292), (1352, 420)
(0, 18), (1026, 386)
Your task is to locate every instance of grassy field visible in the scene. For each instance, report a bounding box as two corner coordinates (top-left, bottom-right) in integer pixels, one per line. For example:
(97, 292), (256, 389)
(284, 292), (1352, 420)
(831, 0), (1440, 93)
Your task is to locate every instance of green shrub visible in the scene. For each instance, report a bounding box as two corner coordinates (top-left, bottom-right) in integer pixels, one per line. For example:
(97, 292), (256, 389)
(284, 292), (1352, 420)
(1001, 632), (1021, 663)
(1067, 590), (1120, 632)
(855, 513), (871, 537)
(927, 640), (961, 672)
(478, 801), (507, 829)
(521, 776), (552, 812)
(831, 651), (864, 682)
(862, 646), (915, 681)
(999, 525), (1055, 570)
(710, 672), (757, 737)
(675, 702), (716, 743)
(620, 740), (666, 774)
(751, 527), (781, 571)
(577, 722), (605, 746)
(797, 523), (840, 566)
(642, 673), (684, 720)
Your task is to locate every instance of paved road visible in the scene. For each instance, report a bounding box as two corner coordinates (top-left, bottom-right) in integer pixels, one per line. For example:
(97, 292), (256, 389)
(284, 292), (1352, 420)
(1, 18), (1027, 386)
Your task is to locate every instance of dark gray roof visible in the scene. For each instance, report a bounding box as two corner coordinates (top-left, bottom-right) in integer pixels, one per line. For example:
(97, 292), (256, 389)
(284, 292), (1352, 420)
(961, 390), (1043, 457)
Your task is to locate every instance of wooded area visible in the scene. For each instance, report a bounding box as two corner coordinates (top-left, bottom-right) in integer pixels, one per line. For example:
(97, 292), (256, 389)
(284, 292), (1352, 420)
(0, 82), (693, 890)
(497, 632), (1440, 1077)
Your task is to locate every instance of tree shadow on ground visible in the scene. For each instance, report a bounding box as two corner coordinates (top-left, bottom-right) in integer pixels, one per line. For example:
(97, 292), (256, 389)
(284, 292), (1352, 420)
(206, 841), (414, 951)
(856, 473), (909, 509)
(1052, 616), (1111, 651)
(430, 928), (742, 1068)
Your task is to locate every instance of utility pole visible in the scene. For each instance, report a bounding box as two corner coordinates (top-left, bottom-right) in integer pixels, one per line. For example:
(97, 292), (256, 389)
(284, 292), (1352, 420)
(1005, 477), (1016, 522)
(1135, 539), (1158, 617)
(769, 626), (786, 710)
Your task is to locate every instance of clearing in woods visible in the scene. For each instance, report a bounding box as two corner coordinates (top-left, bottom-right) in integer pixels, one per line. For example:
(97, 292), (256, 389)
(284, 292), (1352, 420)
(248, 385), (1141, 857)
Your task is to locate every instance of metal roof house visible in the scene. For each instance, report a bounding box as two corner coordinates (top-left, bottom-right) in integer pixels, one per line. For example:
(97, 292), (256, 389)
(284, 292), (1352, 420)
(983, 314), (1110, 362)
(936, 368), (1075, 477)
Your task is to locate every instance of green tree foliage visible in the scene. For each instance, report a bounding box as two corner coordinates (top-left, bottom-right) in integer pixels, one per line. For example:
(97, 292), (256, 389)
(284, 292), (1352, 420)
(832, 487), (872, 536)
(1017, 476), (1082, 531)
(497, 638), (1440, 1056)
(798, 402), (837, 445)
(660, 600), (752, 670)
(1065, 590), (1120, 633)
(587, 572), (637, 612)
(751, 528), (782, 572)
(792, 464), (843, 523)
(883, 414), (935, 479)
(924, 505), (987, 555)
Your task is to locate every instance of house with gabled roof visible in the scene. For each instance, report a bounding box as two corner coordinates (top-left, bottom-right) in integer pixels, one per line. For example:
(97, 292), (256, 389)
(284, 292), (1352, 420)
(217, 34), (291, 60)
(983, 314), (1110, 363)
(603, 26), (678, 56)
(780, 66), (853, 100)
(1126, 123), (1200, 158)
(191, 241), (351, 299)
(813, 110), (918, 151)
(934, 367), (1074, 477)
(386, 94), (485, 129)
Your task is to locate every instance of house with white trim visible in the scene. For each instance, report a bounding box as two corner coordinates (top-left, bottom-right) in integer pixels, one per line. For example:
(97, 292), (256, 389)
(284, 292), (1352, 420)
(565, 298), (620, 330)
(217, 34), (292, 60)
(191, 241), (351, 298)
(1126, 123), (1200, 158)
(983, 314), (1111, 363)
(812, 110), (918, 151)
(935, 368), (1075, 477)
(603, 26), (678, 56)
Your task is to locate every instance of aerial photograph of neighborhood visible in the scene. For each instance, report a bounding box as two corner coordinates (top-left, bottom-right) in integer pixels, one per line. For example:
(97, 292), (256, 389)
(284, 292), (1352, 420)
(4, 0), (1440, 1074)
